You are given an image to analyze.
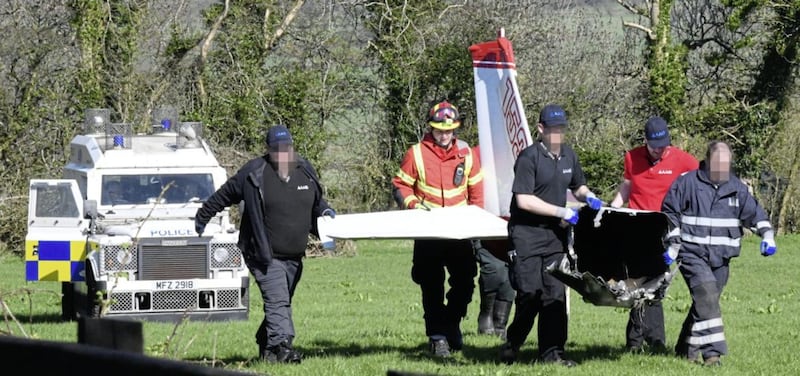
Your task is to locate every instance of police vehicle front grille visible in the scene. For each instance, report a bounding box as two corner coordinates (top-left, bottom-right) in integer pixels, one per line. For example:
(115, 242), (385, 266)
(108, 289), (242, 313)
(110, 292), (133, 311)
(139, 244), (208, 280)
(217, 289), (240, 308)
(209, 242), (243, 269)
(153, 290), (198, 311)
(102, 245), (138, 272)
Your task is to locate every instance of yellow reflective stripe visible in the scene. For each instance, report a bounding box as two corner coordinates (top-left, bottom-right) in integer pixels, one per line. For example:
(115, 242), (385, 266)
(448, 198), (468, 207)
(442, 185), (468, 199)
(414, 180), (469, 199)
(415, 181), (441, 197)
(468, 170), (484, 185)
(429, 121), (460, 130)
(424, 201), (442, 208)
(417, 198), (468, 208)
(403, 195), (418, 208)
(412, 144), (426, 183)
(464, 148), (473, 176)
(395, 169), (416, 185)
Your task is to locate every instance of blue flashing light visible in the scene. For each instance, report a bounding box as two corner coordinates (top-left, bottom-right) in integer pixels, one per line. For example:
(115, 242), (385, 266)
(161, 119), (172, 130)
(113, 134), (124, 148)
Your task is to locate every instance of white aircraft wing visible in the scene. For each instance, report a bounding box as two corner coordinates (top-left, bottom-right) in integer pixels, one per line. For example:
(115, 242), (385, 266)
(317, 205), (508, 241)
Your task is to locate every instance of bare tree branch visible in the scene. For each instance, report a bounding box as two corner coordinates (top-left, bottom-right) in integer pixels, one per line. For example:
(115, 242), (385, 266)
(267, 0), (306, 50)
(438, 0), (466, 20)
(623, 20), (655, 40)
(263, 8), (271, 51)
(199, 0), (231, 102)
(617, 0), (648, 17)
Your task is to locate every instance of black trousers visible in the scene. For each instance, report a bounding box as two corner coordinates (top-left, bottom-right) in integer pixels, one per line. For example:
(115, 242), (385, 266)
(626, 301), (666, 347)
(249, 257), (303, 349)
(411, 239), (477, 340)
(476, 247), (515, 302)
(505, 252), (568, 361)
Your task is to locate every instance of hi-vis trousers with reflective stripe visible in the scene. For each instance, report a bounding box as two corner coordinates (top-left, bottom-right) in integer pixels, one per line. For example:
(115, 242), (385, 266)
(676, 252), (729, 359)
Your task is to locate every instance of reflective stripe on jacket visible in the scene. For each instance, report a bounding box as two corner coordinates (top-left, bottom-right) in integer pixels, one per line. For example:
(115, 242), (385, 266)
(392, 133), (484, 209)
(661, 166), (772, 267)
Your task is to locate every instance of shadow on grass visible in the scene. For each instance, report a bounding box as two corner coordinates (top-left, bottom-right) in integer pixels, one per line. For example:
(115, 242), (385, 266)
(185, 340), (478, 366)
(463, 341), (673, 364)
(9, 312), (68, 324)
(461, 342), (640, 365)
(183, 339), (671, 367)
(305, 340), (467, 364)
(180, 355), (255, 370)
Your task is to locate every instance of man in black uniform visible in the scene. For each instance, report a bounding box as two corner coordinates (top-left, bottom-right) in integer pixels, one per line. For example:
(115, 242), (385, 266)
(499, 104), (602, 367)
(194, 125), (335, 364)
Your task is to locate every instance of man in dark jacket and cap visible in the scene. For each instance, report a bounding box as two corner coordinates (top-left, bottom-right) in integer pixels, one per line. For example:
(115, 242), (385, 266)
(195, 124), (335, 364)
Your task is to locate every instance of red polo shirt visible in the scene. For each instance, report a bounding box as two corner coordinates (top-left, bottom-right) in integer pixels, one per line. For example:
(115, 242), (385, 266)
(623, 145), (699, 211)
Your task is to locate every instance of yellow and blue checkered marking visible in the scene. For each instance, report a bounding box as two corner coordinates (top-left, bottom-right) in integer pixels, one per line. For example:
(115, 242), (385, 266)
(25, 240), (87, 282)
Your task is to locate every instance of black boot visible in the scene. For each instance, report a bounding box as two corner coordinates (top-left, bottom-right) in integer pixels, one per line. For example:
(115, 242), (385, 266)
(492, 299), (512, 340)
(478, 292), (496, 335)
(262, 340), (302, 364)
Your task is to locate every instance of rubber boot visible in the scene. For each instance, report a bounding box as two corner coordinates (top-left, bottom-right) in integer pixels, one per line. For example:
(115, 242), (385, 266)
(478, 292), (496, 335)
(493, 299), (512, 340)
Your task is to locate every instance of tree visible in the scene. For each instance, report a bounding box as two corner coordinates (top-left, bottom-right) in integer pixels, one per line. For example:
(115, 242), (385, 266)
(0, 0), (83, 251)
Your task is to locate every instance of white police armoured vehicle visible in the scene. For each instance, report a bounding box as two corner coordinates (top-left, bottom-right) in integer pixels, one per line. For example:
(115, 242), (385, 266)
(24, 109), (249, 322)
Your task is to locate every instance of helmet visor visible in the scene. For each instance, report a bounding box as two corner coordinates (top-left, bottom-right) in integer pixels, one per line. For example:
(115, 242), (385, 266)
(429, 104), (460, 130)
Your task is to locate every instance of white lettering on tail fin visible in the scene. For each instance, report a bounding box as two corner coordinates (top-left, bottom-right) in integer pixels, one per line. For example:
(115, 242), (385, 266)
(470, 28), (533, 217)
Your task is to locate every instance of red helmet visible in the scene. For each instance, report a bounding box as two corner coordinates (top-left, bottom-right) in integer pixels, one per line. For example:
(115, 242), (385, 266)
(428, 101), (461, 130)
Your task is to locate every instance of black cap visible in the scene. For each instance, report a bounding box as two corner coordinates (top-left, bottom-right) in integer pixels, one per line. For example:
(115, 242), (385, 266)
(644, 116), (670, 148)
(266, 125), (293, 148)
(539, 104), (568, 127)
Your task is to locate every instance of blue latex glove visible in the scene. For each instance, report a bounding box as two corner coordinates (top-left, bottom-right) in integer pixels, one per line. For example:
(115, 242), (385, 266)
(321, 208), (336, 219)
(760, 238), (776, 257)
(585, 192), (602, 211)
(663, 244), (680, 265)
(561, 207), (579, 225)
(194, 218), (206, 237)
(662, 251), (674, 265)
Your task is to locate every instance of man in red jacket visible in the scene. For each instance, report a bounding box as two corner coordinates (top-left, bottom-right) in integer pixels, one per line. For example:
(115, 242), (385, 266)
(610, 116), (699, 353)
(392, 100), (484, 358)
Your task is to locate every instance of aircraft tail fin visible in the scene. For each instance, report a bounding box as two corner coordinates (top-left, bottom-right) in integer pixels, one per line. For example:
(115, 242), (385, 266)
(470, 28), (533, 217)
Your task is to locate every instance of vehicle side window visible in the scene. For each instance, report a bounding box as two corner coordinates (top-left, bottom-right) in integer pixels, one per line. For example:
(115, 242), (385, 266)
(36, 185), (79, 217)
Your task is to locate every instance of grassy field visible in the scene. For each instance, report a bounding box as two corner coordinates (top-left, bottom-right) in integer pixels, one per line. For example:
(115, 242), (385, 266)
(2, 235), (799, 375)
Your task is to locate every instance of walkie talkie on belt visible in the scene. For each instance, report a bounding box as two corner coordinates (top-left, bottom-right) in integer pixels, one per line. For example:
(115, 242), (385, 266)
(453, 162), (465, 186)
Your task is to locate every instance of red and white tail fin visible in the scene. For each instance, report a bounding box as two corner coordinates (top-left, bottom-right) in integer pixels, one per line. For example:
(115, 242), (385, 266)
(469, 28), (534, 217)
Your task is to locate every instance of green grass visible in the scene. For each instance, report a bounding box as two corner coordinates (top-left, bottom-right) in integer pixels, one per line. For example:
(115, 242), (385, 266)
(2, 235), (800, 375)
